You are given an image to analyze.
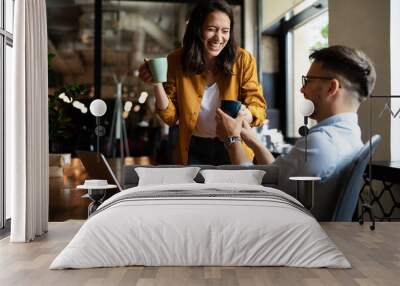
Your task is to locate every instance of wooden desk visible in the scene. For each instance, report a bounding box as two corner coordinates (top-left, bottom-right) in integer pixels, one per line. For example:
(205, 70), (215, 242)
(368, 161), (400, 182)
(364, 161), (400, 219)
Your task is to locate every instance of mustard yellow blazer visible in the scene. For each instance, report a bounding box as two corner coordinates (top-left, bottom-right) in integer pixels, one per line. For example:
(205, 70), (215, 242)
(158, 48), (266, 164)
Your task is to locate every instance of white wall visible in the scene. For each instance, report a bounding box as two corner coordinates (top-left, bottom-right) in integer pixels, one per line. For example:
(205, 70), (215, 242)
(261, 0), (304, 29)
(329, 0), (391, 160)
(244, 0), (257, 55)
(390, 0), (400, 161)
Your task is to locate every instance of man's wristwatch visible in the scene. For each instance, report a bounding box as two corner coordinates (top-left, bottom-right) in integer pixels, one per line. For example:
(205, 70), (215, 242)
(224, 136), (242, 148)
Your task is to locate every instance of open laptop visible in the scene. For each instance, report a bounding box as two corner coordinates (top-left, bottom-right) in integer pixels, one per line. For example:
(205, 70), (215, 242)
(76, 150), (123, 192)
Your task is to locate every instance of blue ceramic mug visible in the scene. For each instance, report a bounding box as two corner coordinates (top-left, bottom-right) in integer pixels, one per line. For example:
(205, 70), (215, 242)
(220, 100), (242, 118)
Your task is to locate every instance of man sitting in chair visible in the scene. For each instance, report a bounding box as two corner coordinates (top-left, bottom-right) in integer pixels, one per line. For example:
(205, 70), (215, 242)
(216, 45), (376, 221)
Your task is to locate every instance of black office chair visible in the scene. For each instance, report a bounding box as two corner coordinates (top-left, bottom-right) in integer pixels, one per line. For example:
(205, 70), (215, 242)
(331, 135), (382, 230)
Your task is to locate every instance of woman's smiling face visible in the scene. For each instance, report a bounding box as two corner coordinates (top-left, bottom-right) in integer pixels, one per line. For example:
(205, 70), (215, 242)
(201, 10), (231, 61)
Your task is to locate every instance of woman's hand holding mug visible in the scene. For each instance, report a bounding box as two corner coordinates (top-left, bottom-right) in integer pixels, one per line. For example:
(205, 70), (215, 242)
(138, 59), (153, 84)
(139, 58), (168, 85)
(138, 58), (169, 110)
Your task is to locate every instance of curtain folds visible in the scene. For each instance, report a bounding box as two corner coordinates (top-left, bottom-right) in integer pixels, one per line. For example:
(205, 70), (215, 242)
(7, 0), (49, 242)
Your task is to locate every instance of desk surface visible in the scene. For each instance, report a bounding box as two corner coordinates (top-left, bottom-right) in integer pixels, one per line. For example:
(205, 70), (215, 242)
(368, 161), (400, 182)
(371, 160), (400, 168)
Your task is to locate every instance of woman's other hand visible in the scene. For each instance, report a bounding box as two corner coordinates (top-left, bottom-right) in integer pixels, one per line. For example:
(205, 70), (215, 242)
(238, 105), (253, 124)
(138, 59), (153, 84)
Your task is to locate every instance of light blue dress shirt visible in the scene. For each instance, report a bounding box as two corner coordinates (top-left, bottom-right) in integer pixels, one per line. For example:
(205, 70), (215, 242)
(274, 112), (363, 220)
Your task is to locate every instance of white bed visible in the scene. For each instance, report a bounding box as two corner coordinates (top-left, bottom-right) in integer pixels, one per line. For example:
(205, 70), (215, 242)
(50, 183), (351, 269)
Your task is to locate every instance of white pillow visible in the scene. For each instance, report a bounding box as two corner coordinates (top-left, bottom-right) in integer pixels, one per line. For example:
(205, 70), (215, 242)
(200, 169), (266, 185)
(135, 167), (201, 186)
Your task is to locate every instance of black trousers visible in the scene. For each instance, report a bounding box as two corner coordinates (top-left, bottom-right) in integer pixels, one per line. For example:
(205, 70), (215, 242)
(188, 136), (230, 165)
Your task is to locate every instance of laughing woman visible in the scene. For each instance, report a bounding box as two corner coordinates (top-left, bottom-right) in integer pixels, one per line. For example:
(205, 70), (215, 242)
(139, 0), (266, 165)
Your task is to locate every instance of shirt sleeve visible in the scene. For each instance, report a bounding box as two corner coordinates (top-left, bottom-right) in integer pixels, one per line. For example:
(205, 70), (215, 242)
(239, 50), (266, 127)
(157, 53), (179, 126)
(274, 131), (338, 195)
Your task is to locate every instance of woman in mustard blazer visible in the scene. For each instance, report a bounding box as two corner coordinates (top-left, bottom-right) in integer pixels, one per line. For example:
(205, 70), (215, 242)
(139, 0), (266, 165)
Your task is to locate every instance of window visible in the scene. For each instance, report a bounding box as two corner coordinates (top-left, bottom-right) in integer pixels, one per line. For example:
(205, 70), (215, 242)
(260, 0), (328, 139)
(287, 10), (328, 137)
(1, 0), (14, 230)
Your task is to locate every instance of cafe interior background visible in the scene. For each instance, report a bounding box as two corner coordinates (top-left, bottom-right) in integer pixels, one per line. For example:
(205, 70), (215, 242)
(1, 0), (400, 227)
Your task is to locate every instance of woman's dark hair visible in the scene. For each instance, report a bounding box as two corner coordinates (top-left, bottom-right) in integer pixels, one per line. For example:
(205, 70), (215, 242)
(309, 45), (376, 101)
(182, 0), (238, 76)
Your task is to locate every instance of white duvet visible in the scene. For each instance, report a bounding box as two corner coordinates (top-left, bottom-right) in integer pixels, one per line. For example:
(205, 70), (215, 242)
(50, 183), (350, 269)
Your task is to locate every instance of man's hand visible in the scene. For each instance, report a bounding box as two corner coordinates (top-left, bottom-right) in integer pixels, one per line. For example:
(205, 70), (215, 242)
(216, 108), (244, 142)
(240, 120), (259, 147)
(241, 119), (275, 164)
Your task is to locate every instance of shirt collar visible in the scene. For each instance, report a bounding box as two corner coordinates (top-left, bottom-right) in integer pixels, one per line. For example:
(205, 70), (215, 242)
(314, 112), (358, 128)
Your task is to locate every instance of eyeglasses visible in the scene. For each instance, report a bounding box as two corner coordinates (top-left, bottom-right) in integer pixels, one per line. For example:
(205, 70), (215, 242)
(302, 75), (334, 87)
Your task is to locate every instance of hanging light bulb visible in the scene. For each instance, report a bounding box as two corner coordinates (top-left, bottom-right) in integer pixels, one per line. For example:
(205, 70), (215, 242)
(124, 101), (133, 112)
(299, 99), (315, 117)
(72, 100), (81, 109)
(138, 91), (148, 104)
(89, 99), (107, 117)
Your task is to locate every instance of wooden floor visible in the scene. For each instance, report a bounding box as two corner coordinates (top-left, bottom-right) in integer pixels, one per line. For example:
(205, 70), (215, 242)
(0, 221), (399, 286)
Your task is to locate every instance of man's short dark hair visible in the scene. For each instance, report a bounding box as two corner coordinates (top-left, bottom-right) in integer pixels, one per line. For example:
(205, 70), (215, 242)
(310, 45), (376, 101)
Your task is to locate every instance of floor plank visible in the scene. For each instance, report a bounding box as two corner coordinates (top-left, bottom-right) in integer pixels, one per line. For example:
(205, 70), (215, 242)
(1, 221), (399, 285)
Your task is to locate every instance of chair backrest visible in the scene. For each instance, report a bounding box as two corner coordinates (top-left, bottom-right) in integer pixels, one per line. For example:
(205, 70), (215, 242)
(332, 134), (381, 221)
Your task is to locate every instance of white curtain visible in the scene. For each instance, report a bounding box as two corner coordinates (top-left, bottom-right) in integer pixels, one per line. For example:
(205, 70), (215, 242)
(7, 0), (49, 242)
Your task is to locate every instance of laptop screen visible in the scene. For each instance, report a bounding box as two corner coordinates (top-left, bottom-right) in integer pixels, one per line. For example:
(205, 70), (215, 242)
(76, 151), (123, 192)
